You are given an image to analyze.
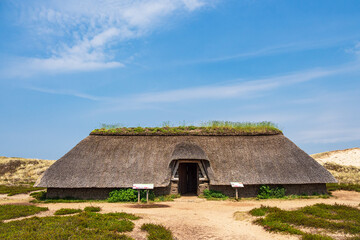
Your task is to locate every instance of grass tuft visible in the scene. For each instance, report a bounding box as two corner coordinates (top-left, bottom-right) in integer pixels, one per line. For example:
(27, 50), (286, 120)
(0, 204), (48, 221)
(54, 208), (82, 215)
(141, 223), (174, 240)
(84, 206), (101, 212)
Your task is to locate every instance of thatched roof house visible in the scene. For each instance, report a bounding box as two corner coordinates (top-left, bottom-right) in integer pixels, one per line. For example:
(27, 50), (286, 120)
(36, 125), (337, 199)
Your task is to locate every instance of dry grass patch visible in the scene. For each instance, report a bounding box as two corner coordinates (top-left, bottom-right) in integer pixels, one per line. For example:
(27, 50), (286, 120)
(0, 156), (53, 185)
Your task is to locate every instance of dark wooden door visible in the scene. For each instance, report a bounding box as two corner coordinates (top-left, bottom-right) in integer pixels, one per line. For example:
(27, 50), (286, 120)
(178, 163), (198, 195)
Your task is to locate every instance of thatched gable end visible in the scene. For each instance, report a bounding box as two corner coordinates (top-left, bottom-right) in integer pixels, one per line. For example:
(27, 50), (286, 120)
(36, 135), (337, 188)
(171, 142), (208, 161)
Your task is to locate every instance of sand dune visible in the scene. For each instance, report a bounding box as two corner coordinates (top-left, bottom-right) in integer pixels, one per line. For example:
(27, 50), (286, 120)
(311, 147), (360, 168)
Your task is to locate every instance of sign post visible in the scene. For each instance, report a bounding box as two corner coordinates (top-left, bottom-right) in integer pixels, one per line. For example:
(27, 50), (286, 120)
(133, 184), (154, 203)
(230, 182), (244, 200)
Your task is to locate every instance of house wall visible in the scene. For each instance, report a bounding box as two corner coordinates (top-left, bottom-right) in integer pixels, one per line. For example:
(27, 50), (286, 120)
(210, 183), (327, 198)
(46, 183), (327, 200)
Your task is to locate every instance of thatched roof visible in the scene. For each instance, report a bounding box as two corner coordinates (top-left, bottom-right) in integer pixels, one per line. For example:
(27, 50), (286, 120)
(36, 134), (336, 188)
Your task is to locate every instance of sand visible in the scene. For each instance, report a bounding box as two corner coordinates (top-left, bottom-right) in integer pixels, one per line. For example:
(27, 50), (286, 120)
(2, 191), (360, 240)
(311, 147), (360, 167)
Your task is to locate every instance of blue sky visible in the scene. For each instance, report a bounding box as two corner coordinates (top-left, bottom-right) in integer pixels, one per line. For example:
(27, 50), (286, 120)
(1, 0), (360, 159)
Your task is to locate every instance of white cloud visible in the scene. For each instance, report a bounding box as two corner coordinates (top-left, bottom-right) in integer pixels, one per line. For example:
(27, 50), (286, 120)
(131, 68), (335, 103)
(6, 0), (209, 76)
(27, 86), (104, 101)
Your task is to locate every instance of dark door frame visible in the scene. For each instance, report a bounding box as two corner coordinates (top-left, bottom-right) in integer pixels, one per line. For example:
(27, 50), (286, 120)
(178, 162), (198, 195)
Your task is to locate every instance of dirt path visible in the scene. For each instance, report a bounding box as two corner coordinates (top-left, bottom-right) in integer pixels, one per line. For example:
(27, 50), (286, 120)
(1, 191), (360, 240)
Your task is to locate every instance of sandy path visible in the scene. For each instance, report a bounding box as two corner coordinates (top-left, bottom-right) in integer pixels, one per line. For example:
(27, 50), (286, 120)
(2, 191), (360, 240)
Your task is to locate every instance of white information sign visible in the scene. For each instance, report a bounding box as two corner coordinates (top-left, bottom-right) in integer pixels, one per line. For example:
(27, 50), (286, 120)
(230, 182), (244, 188)
(133, 184), (154, 190)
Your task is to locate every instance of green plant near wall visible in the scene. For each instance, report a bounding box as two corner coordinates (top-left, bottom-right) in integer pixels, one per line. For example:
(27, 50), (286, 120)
(202, 189), (228, 199)
(257, 185), (286, 199)
(107, 189), (155, 202)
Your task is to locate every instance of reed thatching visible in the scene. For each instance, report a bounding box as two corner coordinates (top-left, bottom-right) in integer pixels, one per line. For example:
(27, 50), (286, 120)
(36, 134), (336, 188)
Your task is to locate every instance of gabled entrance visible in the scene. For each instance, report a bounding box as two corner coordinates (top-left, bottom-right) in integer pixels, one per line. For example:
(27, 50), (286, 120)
(178, 163), (198, 195)
(171, 160), (209, 196)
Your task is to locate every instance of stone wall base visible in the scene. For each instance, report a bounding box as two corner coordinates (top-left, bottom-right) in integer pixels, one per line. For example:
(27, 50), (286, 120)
(210, 183), (327, 198)
(46, 183), (327, 200)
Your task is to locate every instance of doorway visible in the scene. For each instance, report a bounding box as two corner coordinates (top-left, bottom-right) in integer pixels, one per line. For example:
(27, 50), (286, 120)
(178, 163), (198, 195)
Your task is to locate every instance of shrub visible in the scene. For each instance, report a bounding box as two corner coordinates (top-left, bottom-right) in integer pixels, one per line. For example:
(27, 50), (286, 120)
(0, 204), (48, 221)
(251, 203), (360, 239)
(84, 206), (101, 212)
(141, 223), (174, 240)
(30, 191), (46, 200)
(108, 189), (155, 202)
(257, 185), (286, 199)
(249, 206), (279, 216)
(203, 189), (228, 199)
(54, 208), (82, 215)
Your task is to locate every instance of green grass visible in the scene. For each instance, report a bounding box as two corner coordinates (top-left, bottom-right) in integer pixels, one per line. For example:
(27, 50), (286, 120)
(201, 189), (229, 200)
(154, 194), (181, 202)
(92, 121), (282, 136)
(0, 204), (48, 221)
(30, 191), (107, 203)
(0, 183), (45, 196)
(0, 211), (139, 239)
(327, 183), (360, 192)
(84, 206), (101, 212)
(141, 223), (174, 240)
(54, 208), (82, 215)
(250, 203), (360, 239)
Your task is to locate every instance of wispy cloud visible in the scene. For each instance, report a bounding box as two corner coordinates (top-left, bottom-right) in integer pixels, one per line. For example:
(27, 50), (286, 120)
(4, 0), (209, 77)
(176, 37), (359, 65)
(131, 68), (336, 103)
(27, 86), (104, 101)
(27, 61), (358, 106)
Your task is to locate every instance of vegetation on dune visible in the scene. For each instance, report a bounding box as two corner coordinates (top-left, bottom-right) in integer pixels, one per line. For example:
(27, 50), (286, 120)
(326, 183), (360, 192)
(250, 203), (360, 240)
(91, 121), (282, 136)
(141, 223), (174, 240)
(323, 162), (360, 193)
(54, 208), (82, 215)
(0, 156), (53, 185)
(0, 211), (139, 240)
(0, 204), (48, 221)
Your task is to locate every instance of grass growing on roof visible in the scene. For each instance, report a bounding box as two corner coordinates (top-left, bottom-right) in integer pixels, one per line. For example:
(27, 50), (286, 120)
(54, 208), (82, 215)
(92, 121), (282, 136)
(141, 223), (174, 240)
(0, 211), (138, 239)
(0, 204), (48, 221)
(250, 203), (360, 240)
